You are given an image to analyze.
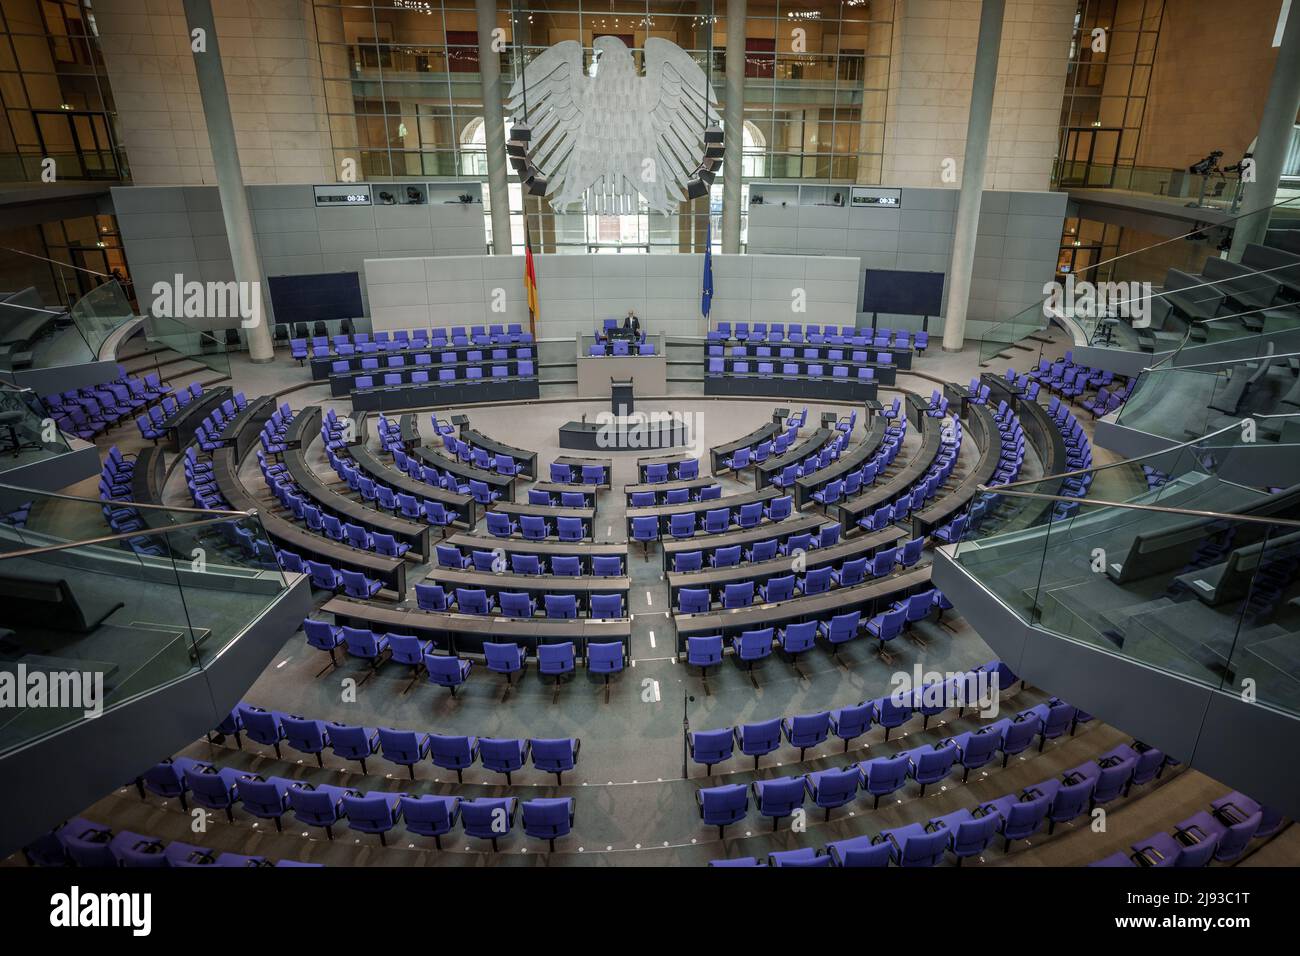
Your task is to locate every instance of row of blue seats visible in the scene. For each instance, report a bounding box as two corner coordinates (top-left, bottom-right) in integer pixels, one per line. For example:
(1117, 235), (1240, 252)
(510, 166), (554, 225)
(438, 433), (523, 477)
(207, 703), (580, 786)
(707, 359), (887, 381)
(851, 413), (961, 534)
(434, 543), (625, 577)
(675, 538), (925, 613)
(349, 362), (535, 391)
(327, 452), (463, 527)
(132, 382), (214, 442)
(291, 324), (533, 360)
(23, 817), (316, 867)
(49, 369), (174, 439)
(588, 340), (656, 356)
(708, 322), (929, 350)
(306, 618), (629, 691)
(666, 524), (839, 573)
(630, 495), (798, 544)
(706, 723), (1184, 865)
(953, 393), (1028, 535)
(689, 659), (1016, 773)
(324, 346), (534, 370)
(682, 589), (953, 668)
(1093, 790), (1283, 867)
(485, 510), (591, 540)
(416, 586), (625, 620)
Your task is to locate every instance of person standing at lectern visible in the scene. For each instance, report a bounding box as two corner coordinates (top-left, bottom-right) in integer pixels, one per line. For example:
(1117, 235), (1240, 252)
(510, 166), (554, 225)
(623, 309), (641, 339)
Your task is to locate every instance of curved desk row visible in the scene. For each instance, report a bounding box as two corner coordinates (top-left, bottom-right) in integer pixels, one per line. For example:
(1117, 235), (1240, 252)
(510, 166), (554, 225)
(425, 567), (631, 613)
(794, 418), (887, 509)
(672, 566), (932, 651)
(754, 427), (832, 489)
(705, 372), (881, 403)
(409, 439), (516, 499)
(347, 412), (476, 529)
(709, 422), (780, 475)
(659, 513), (828, 573)
(322, 596), (631, 659)
(348, 375), (539, 411)
(835, 394), (943, 528)
(911, 400), (999, 539)
(281, 407), (430, 561)
(624, 486), (781, 538)
(160, 386), (232, 450)
(459, 425), (538, 479)
(666, 526), (905, 604)
(441, 532), (627, 570)
(219, 396), (276, 459)
(211, 446), (406, 595)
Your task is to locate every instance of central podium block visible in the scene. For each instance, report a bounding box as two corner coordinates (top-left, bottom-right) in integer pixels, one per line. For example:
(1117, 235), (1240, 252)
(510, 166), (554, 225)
(558, 412), (691, 451)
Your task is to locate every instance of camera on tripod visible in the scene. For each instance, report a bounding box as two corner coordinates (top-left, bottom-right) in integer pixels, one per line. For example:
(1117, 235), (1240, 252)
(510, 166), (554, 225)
(1188, 150), (1224, 176)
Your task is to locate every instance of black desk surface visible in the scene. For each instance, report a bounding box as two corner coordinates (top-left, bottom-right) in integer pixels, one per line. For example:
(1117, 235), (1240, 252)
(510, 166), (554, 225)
(160, 387), (232, 448)
(835, 395), (942, 524)
(667, 526), (904, 598)
(492, 501), (597, 525)
(411, 444), (516, 497)
(637, 451), (693, 469)
(659, 513), (826, 571)
(212, 447), (406, 594)
(625, 486), (781, 531)
(443, 532), (627, 561)
(912, 401), (998, 537)
(349, 413), (475, 528)
(623, 476), (715, 499)
(426, 566), (631, 599)
(461, 426), (538, 478)
(709, 422), (779, 470)
(283, 405), (318, 448)
(554, 454), (612, 470)
(672, 566), (932, 649)
(282, 408), (430, 560)
(323, 596), (631, 656)
(218, 396), (274, 456)
(529, 481), (599, 503)
(131, 445), (167, 506)
(794, 418), (887, 508)
(754, 427), (831, 486)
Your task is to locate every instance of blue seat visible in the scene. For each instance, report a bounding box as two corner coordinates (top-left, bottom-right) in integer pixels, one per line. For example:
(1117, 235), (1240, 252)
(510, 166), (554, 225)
(521, 797), (575, 851)
(826, 834), (892, 867)
(484, 641), (527, 684)
(778, 620), (818, 658)
(591, 593), (623, 618)
(480, 737), (529, 784)
(781, 711), (830, 761)
(425, 654), (472, 696)
(586, 641), (626, 682)
(857, 753), (910, 808)
(880, 822), (949, 867)
(686, 634), (723, 675)
(929, 807), (1000, 864)
(769, 847), (830, 867)
(697, 784), (749, 838)
(733, 627), (773, 669)
(531, 737), (580, 784)
(460, 797), (518, 851)
(537, 641), (576, 683)
(689, 727), (735, 774)
(327, 723), (381, 773)
(901, 742), (958, 796)
(679, 587), (711, 614)
(237, 775), (295, 831)
(817, 610), (861, 652)
(545, 593), (578, 619)
(805, 767), (859, 821)
(429, 733), (479, 783)
(398, 794), (461, 849)
(751, 775), (806, 830)
(734, 718), (782, 769)
(287, 782), (350, 840)
(378, 728), (432, 779)
(828, 701), (873, 751)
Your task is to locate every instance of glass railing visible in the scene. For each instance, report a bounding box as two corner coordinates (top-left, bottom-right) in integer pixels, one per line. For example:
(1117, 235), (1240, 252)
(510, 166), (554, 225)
(1054, 160), (1246, 208)
(0, 149), (128, 185)
(0, 276), (137, 374)
(0, 385), (72, 470)
(952, 427), (1300, 717)
(979, 195), (1300, 363)
(0, 482), (286, 755)
(144, 311), (233, 381)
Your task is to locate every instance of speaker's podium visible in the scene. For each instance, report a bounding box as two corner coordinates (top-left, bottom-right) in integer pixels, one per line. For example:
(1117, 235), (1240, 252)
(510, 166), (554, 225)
(557, 375), (689, 450)
(611, 378), (634, 416)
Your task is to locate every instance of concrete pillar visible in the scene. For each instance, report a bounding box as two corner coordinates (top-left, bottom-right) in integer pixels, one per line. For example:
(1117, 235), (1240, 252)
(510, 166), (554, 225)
(1229, 1), (1300, 259)
(941, 0), (1005, 353)
(477, 0), (513, 255)
(721, 0), (747, 254)
(182, 0), (273, 363)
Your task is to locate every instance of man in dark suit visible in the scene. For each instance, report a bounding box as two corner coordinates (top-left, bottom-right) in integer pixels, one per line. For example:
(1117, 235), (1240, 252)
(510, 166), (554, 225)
(622, 309), (641, 338)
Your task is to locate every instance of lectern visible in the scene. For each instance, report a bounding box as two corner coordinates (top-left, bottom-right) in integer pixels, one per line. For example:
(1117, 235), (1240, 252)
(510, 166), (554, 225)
(611, 378), (634, 416)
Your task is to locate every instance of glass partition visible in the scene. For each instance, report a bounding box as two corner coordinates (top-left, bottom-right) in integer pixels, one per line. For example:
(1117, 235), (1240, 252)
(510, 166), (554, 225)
(0, 482), (287, 756)
(953, 431), (1300, 718)
(0, 385), (72, 470)
(143, 312), (233, 381)
(68, 278), (136, 359)
(0, 278), (137, 374)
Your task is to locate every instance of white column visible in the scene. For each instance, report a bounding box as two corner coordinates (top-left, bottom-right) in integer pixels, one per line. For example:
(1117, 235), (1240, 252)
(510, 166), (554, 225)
(942, 0), (1005, 353)
(721, 0), (747, 254)
(182, 0), (274, 363)
(477, 0), (513, 254)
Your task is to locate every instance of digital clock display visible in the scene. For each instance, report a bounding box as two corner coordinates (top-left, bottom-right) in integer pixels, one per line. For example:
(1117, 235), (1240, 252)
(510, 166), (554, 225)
(851, 187), (902, 208)
(313, 184), (373, 207)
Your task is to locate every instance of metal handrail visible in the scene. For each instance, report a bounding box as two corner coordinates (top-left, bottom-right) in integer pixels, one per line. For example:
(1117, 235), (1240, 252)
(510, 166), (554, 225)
(965, 488), (1300, 529)
(0, 481), (252, 517)
(0, 515), (258, 560)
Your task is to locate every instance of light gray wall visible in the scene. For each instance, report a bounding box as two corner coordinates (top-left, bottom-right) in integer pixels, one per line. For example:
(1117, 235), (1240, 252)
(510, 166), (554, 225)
(364, 253), (861, 340)
(112, 184), (488, 330)
(746, 187), (1067, 338)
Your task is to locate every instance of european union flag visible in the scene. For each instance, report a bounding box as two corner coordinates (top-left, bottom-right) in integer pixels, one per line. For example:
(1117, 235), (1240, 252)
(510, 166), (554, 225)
(701, 219), (714, 318)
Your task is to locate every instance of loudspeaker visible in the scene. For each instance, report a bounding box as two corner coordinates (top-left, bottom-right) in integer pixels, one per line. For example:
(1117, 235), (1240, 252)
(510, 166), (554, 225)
(686, 177), (708, 199)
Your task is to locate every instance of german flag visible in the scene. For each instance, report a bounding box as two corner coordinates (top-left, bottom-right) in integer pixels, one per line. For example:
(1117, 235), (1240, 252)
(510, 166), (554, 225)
(524, 218), (539, 337)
